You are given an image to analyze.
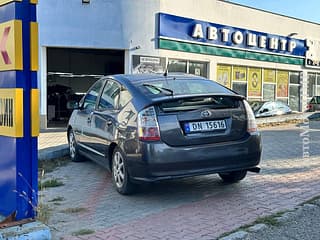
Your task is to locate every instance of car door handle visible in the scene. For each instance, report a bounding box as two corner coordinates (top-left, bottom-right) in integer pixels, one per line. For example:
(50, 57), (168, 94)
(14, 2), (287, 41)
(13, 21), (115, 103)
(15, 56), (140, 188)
(87, 112), (94, 124)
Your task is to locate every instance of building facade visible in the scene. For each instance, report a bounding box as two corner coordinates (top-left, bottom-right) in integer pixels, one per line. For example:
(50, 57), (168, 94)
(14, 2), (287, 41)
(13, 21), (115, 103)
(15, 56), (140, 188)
(37, 0), (320, 128)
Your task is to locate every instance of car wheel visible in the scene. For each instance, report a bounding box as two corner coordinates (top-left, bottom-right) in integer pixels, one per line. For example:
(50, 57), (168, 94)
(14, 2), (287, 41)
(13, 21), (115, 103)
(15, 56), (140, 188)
(68, 130), (84, 162)
(219, 170), (247, 183)
(112, 147), (135, 195)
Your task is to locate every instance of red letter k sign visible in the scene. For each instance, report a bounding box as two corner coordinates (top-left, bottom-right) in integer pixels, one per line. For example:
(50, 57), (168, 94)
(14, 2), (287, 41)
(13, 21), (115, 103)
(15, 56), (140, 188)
(0, 27), (11, 65)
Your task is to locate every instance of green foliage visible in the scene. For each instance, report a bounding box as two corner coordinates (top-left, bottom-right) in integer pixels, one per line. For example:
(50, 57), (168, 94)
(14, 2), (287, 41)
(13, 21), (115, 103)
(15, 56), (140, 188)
(39, 178), (64, 188)
(72, 229), (95, 236)
(61, 207), (87, 214)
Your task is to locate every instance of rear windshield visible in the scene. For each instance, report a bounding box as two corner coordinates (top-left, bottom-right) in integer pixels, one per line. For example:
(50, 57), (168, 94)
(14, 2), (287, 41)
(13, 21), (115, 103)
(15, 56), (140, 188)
(159, 96), (240, 112)
(138, 79), (233, 97)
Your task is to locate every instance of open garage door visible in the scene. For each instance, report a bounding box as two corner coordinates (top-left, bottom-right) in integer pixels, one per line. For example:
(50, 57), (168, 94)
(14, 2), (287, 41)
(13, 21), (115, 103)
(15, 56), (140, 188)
(47, 47), (124, 128)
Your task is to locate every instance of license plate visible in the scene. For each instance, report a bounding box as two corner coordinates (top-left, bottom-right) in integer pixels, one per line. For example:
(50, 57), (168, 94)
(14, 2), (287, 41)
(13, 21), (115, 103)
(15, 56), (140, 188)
(184, 120), (226, 133)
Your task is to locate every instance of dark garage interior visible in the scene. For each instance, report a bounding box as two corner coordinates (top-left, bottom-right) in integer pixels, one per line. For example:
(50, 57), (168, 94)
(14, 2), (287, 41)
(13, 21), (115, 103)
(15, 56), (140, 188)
(47, 47), (124, 127)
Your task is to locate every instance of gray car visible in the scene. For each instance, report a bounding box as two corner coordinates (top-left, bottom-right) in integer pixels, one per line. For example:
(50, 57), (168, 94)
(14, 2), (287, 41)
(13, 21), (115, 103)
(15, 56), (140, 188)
(307, 96), (320, 112)
(67, 74), (262, 194)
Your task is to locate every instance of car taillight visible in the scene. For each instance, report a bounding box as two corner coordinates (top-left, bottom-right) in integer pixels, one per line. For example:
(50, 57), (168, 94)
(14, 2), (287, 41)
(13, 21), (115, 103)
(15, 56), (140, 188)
(243, 100), (257, 133)
(138, 106), (161, 141)
(307, 104), (311, 110)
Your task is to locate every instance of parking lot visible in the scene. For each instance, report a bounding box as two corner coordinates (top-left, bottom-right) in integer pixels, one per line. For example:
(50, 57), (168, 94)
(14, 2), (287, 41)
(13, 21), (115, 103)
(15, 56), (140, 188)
(40, 122), (320, 240)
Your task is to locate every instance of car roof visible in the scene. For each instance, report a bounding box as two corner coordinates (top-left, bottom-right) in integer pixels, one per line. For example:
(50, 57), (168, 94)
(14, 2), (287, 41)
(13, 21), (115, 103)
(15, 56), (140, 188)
(107, 73), (208, 84)
(99, 73), (242, 111)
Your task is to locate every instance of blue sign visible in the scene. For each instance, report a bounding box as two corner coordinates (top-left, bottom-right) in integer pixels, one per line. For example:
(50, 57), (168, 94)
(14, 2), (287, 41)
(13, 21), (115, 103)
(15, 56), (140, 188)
(0, 0), (39, 221)
(159, 13), (306, 58)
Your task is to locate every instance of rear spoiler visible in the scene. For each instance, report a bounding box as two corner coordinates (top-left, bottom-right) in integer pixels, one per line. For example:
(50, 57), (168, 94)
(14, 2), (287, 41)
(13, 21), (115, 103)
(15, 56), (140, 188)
(151, 93), (245, 103)
(139, 93), (245, 111)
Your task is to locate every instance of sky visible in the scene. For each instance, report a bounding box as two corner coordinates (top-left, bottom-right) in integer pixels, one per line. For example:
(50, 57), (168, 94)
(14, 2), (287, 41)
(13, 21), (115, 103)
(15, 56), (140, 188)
(226, 0), (320, 24)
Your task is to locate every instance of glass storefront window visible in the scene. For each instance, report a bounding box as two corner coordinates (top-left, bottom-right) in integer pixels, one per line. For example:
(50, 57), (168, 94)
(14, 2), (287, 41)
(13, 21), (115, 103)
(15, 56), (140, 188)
(168, 59), (187, 73)
(263, 84), (275, 101)
(317, 74), (320, 95)
(289, 72), (300, 84)
(277, 98), (288, 105)
(307, 73), (316, 97)
(168, 59), (208, 78)
(232, 82), (247, 97)
(189, 61), (208, 77)
(289, 85), (300, 111)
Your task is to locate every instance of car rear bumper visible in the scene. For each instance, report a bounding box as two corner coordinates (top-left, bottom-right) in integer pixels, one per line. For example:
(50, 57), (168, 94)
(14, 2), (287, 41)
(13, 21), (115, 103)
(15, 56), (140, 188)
(126, 132), (262, 182)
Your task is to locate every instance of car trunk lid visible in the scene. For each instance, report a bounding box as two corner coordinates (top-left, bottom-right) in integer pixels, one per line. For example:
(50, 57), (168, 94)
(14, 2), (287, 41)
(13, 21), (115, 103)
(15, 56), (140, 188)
(156, 95), (247, 146)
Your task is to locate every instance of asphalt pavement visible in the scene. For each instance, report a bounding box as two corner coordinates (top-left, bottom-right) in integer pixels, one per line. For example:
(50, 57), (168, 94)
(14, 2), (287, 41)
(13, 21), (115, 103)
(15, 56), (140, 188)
(221, 198), (320, 240)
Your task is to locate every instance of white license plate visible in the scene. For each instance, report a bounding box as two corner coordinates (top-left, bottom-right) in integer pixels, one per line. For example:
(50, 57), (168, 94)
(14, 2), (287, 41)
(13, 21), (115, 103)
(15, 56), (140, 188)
(184, 120), (226, 133)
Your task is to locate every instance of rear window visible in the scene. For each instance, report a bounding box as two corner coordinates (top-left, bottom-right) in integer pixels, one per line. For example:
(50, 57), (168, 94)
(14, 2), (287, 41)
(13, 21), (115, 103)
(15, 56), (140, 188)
(138, 79), (233, 97)
(159, 96), (240, 112)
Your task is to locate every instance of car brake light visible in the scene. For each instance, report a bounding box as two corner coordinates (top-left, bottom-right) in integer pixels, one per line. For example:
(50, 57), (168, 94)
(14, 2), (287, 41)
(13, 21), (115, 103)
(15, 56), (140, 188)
(243, 100), (257, 133)
(307, 104), (311, 110)
(138, 106), (161, 141)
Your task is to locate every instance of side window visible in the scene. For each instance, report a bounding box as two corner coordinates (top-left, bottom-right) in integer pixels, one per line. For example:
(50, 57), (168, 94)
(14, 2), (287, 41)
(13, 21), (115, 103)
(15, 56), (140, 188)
(83, 79), (105, 110)
(98, 80), (121, 110)
(119, 89), (132, 108)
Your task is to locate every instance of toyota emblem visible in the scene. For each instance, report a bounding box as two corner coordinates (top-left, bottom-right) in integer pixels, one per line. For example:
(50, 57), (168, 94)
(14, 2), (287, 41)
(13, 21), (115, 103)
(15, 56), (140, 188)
(201, 110), (211, 118)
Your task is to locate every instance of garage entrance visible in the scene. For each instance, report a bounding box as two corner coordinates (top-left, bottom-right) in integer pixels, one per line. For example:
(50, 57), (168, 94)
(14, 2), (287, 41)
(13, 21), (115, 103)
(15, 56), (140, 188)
(47, 47), (124, 128)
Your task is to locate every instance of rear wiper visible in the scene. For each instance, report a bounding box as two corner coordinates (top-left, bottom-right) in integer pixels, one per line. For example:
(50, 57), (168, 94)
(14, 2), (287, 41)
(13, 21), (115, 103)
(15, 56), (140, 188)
(143, 84), (174, 96)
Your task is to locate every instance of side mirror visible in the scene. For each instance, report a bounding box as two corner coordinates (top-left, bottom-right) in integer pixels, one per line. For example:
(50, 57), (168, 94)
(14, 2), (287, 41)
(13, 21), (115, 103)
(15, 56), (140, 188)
(261, 108), (269, 113)
(67, 100), (80, 110)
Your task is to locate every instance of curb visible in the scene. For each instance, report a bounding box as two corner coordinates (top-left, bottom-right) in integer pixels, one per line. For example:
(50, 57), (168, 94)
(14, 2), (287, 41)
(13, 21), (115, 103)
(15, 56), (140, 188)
(0, 221), (51, 240)
(256, 112), (311, 125)
(38, 144), (68, 161)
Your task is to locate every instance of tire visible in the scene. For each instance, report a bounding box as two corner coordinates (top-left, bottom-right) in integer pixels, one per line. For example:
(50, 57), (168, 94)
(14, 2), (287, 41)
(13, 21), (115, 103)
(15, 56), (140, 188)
(112, 147), (135, 195)
(219, 170), (247, 183)
(68, 129), (84, 162)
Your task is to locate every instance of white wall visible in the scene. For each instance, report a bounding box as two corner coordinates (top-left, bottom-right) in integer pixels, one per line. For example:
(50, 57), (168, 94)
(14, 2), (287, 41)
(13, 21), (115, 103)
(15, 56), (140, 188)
(38, 0), (125, 49)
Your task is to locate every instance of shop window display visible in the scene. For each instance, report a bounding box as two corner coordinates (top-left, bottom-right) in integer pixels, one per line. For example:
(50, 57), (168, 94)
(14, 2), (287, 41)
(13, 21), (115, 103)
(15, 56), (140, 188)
(263, 84), (275, 101)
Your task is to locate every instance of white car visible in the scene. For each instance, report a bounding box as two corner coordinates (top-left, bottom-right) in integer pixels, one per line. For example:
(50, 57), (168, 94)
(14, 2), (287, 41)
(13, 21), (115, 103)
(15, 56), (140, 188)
(250, 101), (292, 118)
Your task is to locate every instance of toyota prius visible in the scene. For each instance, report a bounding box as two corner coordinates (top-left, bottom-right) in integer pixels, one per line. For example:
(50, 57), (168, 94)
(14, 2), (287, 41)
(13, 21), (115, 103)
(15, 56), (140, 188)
(67, 74), (262, 194)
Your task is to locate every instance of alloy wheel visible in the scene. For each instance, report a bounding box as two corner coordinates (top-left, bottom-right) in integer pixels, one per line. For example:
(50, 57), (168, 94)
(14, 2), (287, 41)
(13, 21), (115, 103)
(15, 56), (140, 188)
(69, 132), (76, 159)
(113, 151), (125, 188)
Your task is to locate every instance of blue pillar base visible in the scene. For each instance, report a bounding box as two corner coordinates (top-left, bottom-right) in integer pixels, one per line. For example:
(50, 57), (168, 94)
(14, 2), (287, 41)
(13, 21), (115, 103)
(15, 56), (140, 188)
(0, 221), (51, 240)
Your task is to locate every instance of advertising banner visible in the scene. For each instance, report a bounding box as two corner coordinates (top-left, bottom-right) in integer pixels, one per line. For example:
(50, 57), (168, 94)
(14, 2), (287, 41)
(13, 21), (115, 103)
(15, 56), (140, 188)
(277, 70), (289, 97)
(264, 69), (276, 83)
(132, 55), (166, 74)
(248, 68), (262, 97)
(159, 13), (306, 57)
(232, 66), (247, 81)
(216, 65), (231, 88)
